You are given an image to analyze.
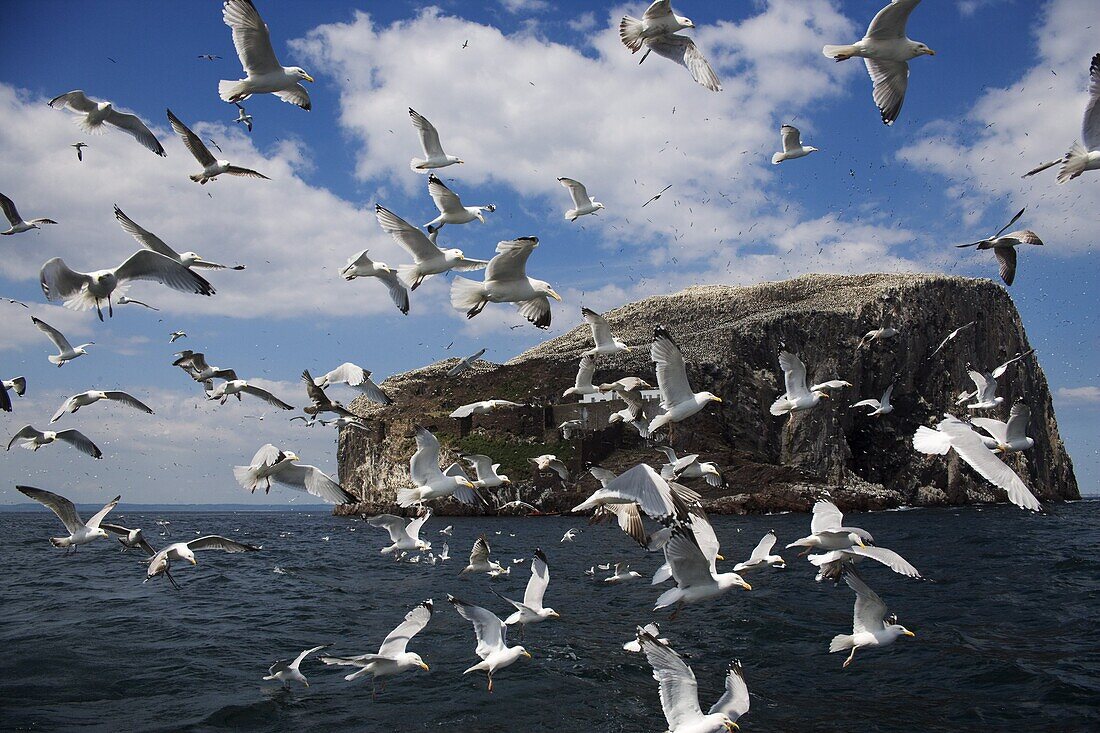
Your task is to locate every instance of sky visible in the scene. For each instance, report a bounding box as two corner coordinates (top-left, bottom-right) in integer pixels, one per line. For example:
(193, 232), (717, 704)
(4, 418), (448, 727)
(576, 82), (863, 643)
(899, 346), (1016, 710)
(0, 0), (1097, 505)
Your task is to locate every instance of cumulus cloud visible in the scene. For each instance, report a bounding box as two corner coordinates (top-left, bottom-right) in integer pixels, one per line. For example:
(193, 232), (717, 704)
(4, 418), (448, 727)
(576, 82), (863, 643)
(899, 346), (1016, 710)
(1057, 386), (1100, 404)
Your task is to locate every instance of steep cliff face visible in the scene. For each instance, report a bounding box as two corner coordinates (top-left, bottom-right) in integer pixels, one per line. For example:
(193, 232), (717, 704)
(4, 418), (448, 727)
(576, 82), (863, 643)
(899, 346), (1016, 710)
(335, 273), (1078, 515)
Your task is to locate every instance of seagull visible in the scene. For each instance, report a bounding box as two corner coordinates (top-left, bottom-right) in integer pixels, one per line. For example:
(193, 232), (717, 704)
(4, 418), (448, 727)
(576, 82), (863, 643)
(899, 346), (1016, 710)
(173, 350), (237, 384)
(592, 499), (672, 552)
(563, 355), (600, 398)
(529, 454), (570, 482)
(169, 331), (187, 343)
(8, 425), (102, 459)
(48, 91), (166, 155)
(313, 363), (391, 405)
(207, 379), (294, 410)
(786, 500), (873, 556)
(219, 0), (314, 109)
(830, 571), (915, 667)
(461, 454), (511, 488)
(657, 446), (723, 487)
(460, 535), (505, 576)
(655, 522), (750, 614)
(1023, 52), (1100, 183)
(642, 184), (672, 207)
(560, 529), (578, 543)
(72, 142), (88, 161)
(957, 366), (1003, 410)
(318, 416), (369, 431)
(450, 237), (561, 328)
(955, 208), (1042, 286)
(116, 296), (158, 310)
(858, 326), (899, 348)
(321, 601), (432, 695)
(114, 206), (246, 272)
(650, 505), (723, 585)
(928, 320), (975, 359)
(397, 426), (481, 508)
(572, 463), (698, 524)
(582, 307), (629, 355)
(636, 629), (749, 732)
(913, 414), (1042, 511)
(496, 549), (560, 637)
(375, 205), (487, 291)
(851, 383), (895, 416)
(604, 562), (643, 584)
(146, 535), (260, 588)
(770, 351), (829, 416)
(649, 326), (722, 436)
(408, 108), (463, 172)
(30, 316), (92, 366)
(233, 102), (254, 132)
(450, 399), (522, 418)
(732, 531), (786, 573)
(621, 2), (721, 91)
(440, 525), (453, 536)
(1, 192), (57, 235)
(990, 349), (1036, 379)
(622, 623), (668, 653)
(50, 390), (153, 423)
(1, 376), (26, 412)
(263, 645), (331, 688)
(808, 379), (852, 392)
(40, 251), (215, 320)
(558, 178), (604, 221)
(368, 511), (433, 555)
(233, 444), (352, 504)
(808, 544), (922, 582)
(559, 419), (584, 439)
(447, 348), (486, 377)
(166, 109), (269, 184)
(17, 486), (118, 548)
(340, 250), (409, 315)
(439, 543), (451, 561)
(101, 522), (156, 554)
(424, 174), (496, 235)
(971, 400), (1035, 453)
(822, 0), (935, 125)
(448, 595), (531, 692)
(198, 54), (222, 61)
(772, 124), (819, 164)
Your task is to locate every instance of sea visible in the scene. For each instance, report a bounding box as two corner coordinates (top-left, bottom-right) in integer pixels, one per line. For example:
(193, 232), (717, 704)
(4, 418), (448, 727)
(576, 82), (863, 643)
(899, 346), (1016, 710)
(2, 500), (1098, 732)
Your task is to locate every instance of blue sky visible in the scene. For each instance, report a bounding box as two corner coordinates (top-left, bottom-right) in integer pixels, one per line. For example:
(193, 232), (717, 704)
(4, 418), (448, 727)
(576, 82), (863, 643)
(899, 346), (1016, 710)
(0, 0), (1096, 504)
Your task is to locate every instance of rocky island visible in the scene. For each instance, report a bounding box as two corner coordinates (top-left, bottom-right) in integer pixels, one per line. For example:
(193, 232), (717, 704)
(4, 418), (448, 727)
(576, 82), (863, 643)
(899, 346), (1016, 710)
(334, 273), (1079, 516)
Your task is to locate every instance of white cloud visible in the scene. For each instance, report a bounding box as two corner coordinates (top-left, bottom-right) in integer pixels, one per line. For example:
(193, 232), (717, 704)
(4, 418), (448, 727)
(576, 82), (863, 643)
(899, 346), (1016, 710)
(500, 0), (550, 14)
(1057, 386), (1100, 404)
(897, 0), (1100, 255)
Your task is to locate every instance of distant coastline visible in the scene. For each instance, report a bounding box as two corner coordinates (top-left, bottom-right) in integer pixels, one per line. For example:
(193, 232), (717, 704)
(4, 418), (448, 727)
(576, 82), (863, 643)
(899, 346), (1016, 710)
(0, 503), (332, 513)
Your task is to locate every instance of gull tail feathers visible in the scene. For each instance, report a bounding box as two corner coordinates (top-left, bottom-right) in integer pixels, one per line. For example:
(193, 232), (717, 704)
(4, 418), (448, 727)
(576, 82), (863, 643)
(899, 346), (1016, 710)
(769, 395), (792, 416)
(410, 157), (430, 173)
(619, 16), (645, 51)
(822, 44), (858, 60)
(654, 585), (684, 610)
(450, 277), (486, 317)
(396, 488), (422, 508)
(829, 634), (855, 652)
(233, 465), (260, 491)
(218, 79), (250, 103)
(771, 152), (785, 165)
(1056, 142), (1090, 184)
(396, 264), (422, 289)
(912, 426), (952, 455)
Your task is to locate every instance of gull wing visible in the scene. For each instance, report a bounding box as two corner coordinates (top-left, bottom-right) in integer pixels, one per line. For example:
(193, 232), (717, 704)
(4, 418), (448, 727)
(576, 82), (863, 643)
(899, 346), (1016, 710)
(969, 417), (1008, 445)
(410, 427), (444, 486)
(558, 177), (590, 209)
(378, 600), (434, 656)
(588, 465), (617, 487)
(166, 109), (216, 167)
(427, 174), (465, 215)
(406, 509), (432, 541)
(114, 206), (179, 260)
(846, 545), (921, 578)
(994, 246), (1017, 286)
(637, 630), (705, 732)
(748, 531), (777, 561)
(485, 237), (538, 282)
(290, 644), (331, 671)
(936, 415), (1041, 511)
(1084, 52), (1100, 150)
(48, 90), (99, 113)
(377, 268), (410, 315)
(85, 495), (122, 530)
(409, 108), (445, 157)
(103, 391), (155, 415)
(642, 0), (672, 20)
(0, 192), (22, 226)
(39, 260), (93, 302)
(851, 398), (881, 410)
(223, 0), (283, 76)
(56, 429), (103, 458)
(846, 571), (888, 634)
(514, 297), (552, 329)
(448, 595), (506, 659)
(865, 0), (921, 40)
(31, 317), (74, 352)
(992, 349), (1034, 378)
(1004, 402), (1031, 443)
(102, 108), (165, 156)
(17, 485), (85, 533)
(646, 34), (722, 92)
(368, 514), (411, 543)
(664, 526), (716, 588)
(780, 124), (801, 153)
(652, 327), (695, 408)
(249, 443), (283, 468)
(461, 454), (493, 480)
(572, 355), (597, 391)
(239, 385), (294, 410)
(186, 535), (261, 553)
(275, 464), (354, 504)
(376, 205), (441, 262)
(864, 58), (909, 126)
(114, 250), (215, 295)
(778, 351), (810, 400)
(469, 535), (491, 565)
(811, 500), (845, 534)
(224, 165), (270, 180)
(685, 505), (721, 572)
(581, 307), (615, 348)
(912, 425), (952, 455)
(318, 362), (368, 387)
(583, 463), (692, 523)
(523, 548), (550, 609)
(708, 660), (750, 722)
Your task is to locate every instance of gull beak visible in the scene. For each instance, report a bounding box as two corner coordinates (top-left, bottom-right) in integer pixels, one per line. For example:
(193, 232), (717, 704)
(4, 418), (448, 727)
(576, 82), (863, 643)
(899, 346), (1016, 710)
(190, 557), (198, 565)
(548, 289), (562, 302)
(419, 662), (430, 671)
(925, 49), (936, 56)
(725, 723), (740, 732)
(457, 160), (465, 164)
(303, 73), (315, 82)
(856, 538), (866, 548)
(623, 345), (632, 351)
(522, 650), (532, 659)
(551, 611), (561, 619)
(712, 396), (723, 403)
(820, 393), (830, 399)
(716, 554), (725, 561)
(904, 630), (916, 637)
(740, 580), (752, 591)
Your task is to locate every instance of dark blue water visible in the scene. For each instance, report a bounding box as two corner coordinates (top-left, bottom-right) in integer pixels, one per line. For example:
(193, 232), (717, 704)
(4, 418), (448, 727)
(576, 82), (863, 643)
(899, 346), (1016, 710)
(2, 501), (1098, 732)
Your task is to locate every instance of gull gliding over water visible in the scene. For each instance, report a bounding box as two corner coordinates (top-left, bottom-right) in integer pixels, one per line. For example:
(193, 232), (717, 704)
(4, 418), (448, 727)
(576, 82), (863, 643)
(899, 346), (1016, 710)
(822, 0), (935, 125)
(397, 426), (480, 508)
(830, 571), (915, 667)
(233, 443), (353, 504)
(263, 645), (331, 688)
(17, 486), (118, 548)
(219, 0), (314, 109)
(495, 548), (560, 636)
(448, 594), (531, 692)
(48, 90), (165, 155)
(321, 601), (432, 693)
(146, 535), (260, 588)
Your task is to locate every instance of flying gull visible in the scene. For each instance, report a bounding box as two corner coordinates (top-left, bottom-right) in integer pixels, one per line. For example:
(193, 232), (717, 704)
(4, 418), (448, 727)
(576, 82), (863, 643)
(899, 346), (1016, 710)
(314, 362), (391, 405)
(558, 178), (604, 221)
(732, 531), (786, 573)
(928, 320), (975, 359)
(1023, 52), (1100, 183)
(971, 400), (1034, 453)
(955, 208), (1041, 286)
(460, 534), (505, 576)
(649, 326), (722, 436)
(657, 446), (723, 487)
(450, 399), (522, 418)
(397, 426), (481, 508)
(101, 522), (157, 554)
(495, 549), (560, 637)
(956, 365), (1003, 410)
(321, 601), (432, 695)
(72, 142), (88, 161)
(233, 102), (254, 132)
(263, 645), (331, 688)
(166, 109), (270, 184)
(450, 237), (561, 329)
(30, 316), (92, 366)
(447, 348), (486, 377)
(207, 379), (294, 410)
(447, 594), (531, 692)
(8, 425), (102, 459)
(582, 307), (629, 355)
(367, 511), (433, 554)
(563, 355), (599, 398)
(409, 108), (463, 172)
(376, 205), (487, 291)
(48, 91), (165, 155)
(830, 571), (915, 667)
(340, 250), (410, 315)
(770, 351), (830, 416)
(621, 1), (721, 91)
(424, 174), (495, 235)
(851, 383), (895, 416)
(461, 454), (511, 488)
(51, 390), (153, 423)
(146, 535), (260, 588)
(1, 192), (57, 235)
(771, 124), (819, 164)
(219, 0), (314, 109)
(233, 443), (353, 504)
(17, 486), (119, 548)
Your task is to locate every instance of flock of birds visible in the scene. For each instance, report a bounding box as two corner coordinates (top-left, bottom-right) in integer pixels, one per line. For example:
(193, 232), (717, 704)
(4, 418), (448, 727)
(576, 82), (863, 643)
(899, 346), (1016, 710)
(4, 1), (1093, 730)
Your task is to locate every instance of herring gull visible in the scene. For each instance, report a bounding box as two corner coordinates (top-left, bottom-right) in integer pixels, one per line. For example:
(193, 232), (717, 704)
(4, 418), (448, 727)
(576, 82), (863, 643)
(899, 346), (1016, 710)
(971, 400), (1034, 453)
(376, 205), (487, 291)
(621, 2), (721, 91)
(450, 237), (561, 328)
(233, 443), (353, 504)
(425, 174), (495, 234)
(1023, 52), (1100, 183)
(732, 531), (786, 573)
(558, 178), (604, 221)
(50, 389), (153, 423)
(649, 326), (722, 436)
(830, 571), (915, 667)
(582, 307), (629, 355)
(495, 549), (560, 636)
(166, 109), (270, 184)
(146, 535), (260, 588)
(48, 91), (165, 155)
(17, 486), (118, 548)
(770, 350), (829, 416)
(219, 0), (314, 109)
(851, 383), (895, 416)
(340, 250), (410, 315)
(447, 348), (486, 377)
(955, 208), (1041, 286)
(397, 426), (481, 508)
(771, 124), (819, 164)
(409, 108), (463, 172)
(321, 601), (432, 695)
(367, 511), (433, 554)
(263, 644), (331, 688)
(30, 316), (92, 366)
(8, 425), (102, 459)
(448, 594), (531, 692)
(1, 192), (57, 235)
